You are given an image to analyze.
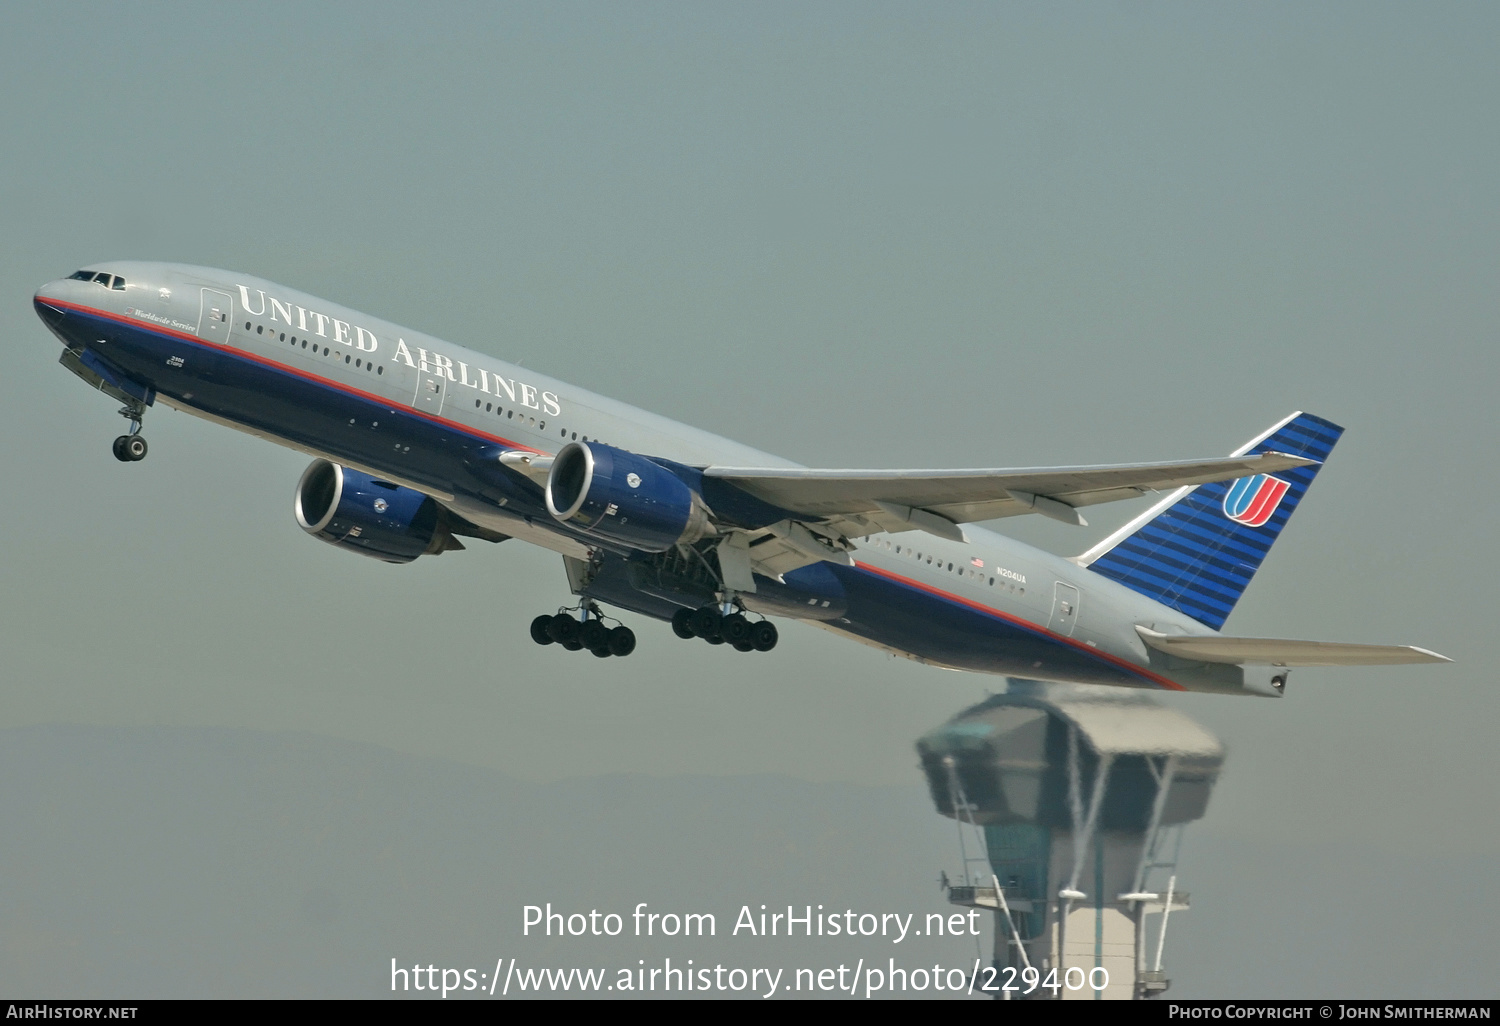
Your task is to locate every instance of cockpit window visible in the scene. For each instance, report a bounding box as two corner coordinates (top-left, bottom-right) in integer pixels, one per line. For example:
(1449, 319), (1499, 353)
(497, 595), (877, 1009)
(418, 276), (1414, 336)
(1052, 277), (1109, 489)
(67, 270), (125, 289)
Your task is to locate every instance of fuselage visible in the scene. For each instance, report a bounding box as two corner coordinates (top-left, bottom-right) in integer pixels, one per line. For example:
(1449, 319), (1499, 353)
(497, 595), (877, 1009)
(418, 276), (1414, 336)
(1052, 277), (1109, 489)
(32, 261), (1280, 697)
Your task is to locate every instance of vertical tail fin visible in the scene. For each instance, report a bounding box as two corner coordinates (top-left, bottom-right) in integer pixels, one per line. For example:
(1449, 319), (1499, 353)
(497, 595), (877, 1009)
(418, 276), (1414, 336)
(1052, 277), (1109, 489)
(1077, 412), (1344, 630)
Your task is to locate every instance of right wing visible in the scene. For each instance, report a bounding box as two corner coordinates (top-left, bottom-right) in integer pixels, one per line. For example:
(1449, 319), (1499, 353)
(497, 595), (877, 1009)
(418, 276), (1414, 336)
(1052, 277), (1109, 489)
(705, 451), (1316, 531)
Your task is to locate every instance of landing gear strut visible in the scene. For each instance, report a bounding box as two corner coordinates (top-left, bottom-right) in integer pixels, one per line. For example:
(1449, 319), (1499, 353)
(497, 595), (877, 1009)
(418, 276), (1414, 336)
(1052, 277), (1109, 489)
(530, 602), (636, 658)
(671, 604), (778, 653)
(112, 403), (148, 463)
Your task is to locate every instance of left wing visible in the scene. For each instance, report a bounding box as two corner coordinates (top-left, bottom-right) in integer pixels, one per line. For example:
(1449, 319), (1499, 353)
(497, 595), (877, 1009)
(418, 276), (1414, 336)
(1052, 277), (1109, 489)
(1136, 626), (1452, 666)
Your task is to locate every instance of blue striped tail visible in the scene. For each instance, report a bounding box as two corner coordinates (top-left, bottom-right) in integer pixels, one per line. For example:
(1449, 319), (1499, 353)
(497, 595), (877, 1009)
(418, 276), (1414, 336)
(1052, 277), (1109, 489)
(1079, 412), (1344, 630)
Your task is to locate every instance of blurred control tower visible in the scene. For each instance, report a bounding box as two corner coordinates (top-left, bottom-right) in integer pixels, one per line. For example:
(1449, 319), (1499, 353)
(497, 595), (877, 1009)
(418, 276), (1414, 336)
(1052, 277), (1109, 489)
(917, 680), (1224, 1000)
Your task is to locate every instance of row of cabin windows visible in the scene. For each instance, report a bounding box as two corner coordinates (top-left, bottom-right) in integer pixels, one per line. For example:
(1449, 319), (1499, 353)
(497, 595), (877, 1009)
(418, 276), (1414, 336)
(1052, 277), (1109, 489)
(465, 397), (615, 448)
(861, 535), (1024, 595)
(472, 397), (542, 429)
(246, 321), (384, 374)
(69, 270), (126, 290)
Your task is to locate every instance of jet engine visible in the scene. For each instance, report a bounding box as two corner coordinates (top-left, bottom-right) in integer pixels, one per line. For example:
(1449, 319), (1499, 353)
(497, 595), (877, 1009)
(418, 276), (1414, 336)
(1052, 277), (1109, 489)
(544, 441), (712, 552)
(294, 459), (460, 563)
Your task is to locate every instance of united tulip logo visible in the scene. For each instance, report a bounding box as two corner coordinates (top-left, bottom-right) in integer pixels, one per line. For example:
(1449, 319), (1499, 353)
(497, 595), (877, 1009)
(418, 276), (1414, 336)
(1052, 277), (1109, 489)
(1223, 474), (1290, 527)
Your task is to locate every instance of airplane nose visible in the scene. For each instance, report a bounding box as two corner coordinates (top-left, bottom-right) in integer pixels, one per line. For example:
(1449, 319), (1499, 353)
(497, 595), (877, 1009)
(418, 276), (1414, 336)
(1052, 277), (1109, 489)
(33, 281), (68, 328)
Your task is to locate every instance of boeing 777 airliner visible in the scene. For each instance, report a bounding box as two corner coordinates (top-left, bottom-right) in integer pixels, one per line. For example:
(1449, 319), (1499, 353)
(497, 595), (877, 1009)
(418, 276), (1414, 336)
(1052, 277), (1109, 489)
(32, 263), (1448, 696)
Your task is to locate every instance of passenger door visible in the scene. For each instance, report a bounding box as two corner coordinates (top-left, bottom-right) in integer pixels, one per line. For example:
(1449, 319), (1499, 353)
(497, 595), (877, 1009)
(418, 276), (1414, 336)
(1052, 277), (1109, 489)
(197, 289), (232, 345)
(413, 366), (446, 415)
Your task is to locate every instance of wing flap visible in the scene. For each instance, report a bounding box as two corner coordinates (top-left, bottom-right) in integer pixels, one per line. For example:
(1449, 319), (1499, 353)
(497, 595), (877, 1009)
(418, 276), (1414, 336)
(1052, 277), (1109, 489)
(1136, 626), (1452, 666)
(704, 451), (1314, 525)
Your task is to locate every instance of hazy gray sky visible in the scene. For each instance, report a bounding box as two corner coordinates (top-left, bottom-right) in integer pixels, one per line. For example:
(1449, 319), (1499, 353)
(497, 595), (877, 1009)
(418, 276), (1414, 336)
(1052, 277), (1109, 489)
(1, 1), (1496, 997)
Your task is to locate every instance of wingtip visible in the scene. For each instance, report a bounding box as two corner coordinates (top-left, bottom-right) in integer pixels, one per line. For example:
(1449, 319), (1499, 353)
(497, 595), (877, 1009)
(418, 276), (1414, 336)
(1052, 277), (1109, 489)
(1258, 450), (1321, 468)
(1409, 647), (1454, 663)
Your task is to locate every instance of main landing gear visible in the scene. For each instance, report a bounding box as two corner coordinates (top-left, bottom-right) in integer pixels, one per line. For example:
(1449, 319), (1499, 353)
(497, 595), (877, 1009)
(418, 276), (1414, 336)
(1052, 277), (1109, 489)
(671, 605), (778, 653)
(112, 403), (148, 463)
(530, 602), (637, 659)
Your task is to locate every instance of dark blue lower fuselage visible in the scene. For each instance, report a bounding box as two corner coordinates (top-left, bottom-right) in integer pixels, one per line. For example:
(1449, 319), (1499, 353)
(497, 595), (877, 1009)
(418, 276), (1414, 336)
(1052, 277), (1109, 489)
(38, 296), (1173, 692)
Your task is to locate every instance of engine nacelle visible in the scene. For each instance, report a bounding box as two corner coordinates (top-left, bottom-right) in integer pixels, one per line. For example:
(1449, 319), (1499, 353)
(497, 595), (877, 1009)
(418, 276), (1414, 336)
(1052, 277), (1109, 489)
(294, 459), (454, 564)
(544, 441), (711, 552)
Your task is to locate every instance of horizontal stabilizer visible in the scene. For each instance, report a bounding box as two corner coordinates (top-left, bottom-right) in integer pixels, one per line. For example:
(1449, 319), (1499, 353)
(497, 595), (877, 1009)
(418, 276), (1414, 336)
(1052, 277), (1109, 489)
(704, 451), (1314, 528)
(1136, 626), (1451, 666)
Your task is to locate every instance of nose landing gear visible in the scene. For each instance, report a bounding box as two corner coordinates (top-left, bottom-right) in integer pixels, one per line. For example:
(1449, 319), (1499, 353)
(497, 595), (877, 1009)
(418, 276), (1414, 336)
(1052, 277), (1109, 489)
(530, 602), (636, 658)
(112, 403), (148, 463)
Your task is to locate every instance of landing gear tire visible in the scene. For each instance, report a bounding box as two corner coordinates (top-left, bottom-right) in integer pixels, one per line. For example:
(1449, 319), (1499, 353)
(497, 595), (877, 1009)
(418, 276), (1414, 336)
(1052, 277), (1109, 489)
(113, 435), (146, 462)
(688, 607), (721, 639)
(732, 639), (755, 653)
(591, 646), (612, 658)
(547, 613), (580, 646)
(530, 615), (556, 646)
(751, 620), (779, 652)
(722, 613), (752, 646)
(581, 620), (610, 651)
(671, 608), (696, 640)
(608, 626), (636, 657)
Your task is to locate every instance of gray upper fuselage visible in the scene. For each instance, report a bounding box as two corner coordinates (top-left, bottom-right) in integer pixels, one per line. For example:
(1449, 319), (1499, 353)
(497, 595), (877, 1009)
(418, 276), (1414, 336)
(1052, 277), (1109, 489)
(34, 261), (1272, 696)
